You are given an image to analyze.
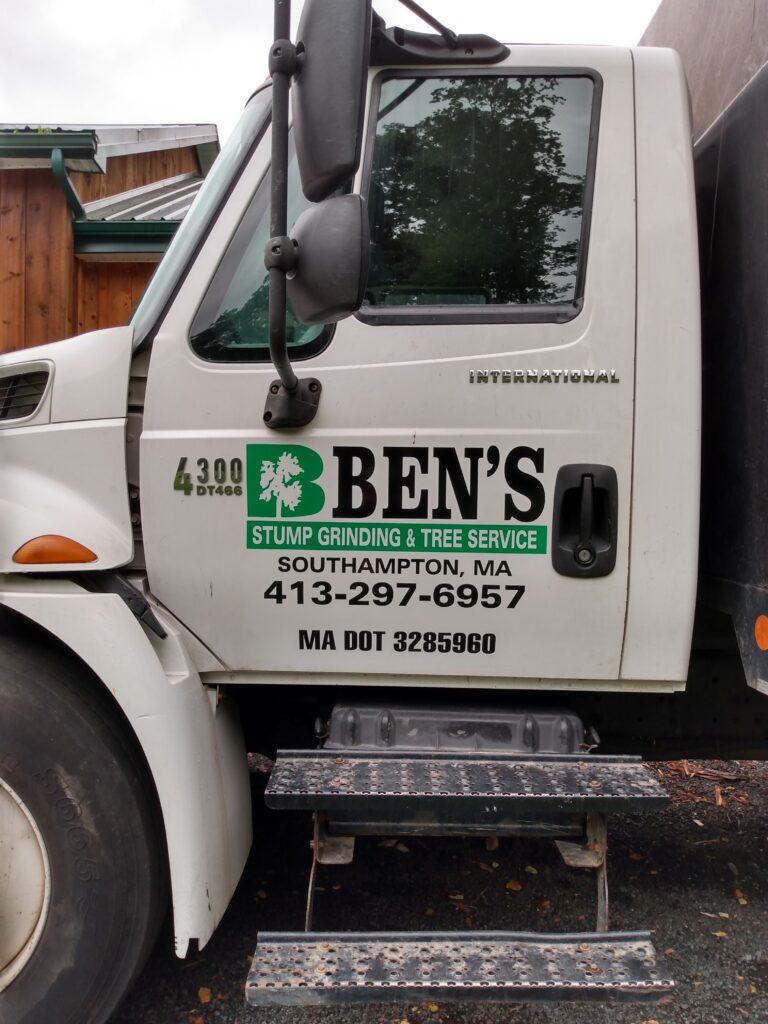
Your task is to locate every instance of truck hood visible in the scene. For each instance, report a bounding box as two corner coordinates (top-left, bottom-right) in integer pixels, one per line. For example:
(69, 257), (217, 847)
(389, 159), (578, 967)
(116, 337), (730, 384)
(0, 327), (135, 573)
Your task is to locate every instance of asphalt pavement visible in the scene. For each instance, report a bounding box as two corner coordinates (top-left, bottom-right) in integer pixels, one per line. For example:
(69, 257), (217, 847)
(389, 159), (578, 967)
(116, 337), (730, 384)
(113, 760), (768, 1024)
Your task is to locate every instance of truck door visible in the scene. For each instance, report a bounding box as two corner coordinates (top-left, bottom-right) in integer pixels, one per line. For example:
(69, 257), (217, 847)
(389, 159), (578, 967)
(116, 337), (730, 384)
(141, 47), (636, 684)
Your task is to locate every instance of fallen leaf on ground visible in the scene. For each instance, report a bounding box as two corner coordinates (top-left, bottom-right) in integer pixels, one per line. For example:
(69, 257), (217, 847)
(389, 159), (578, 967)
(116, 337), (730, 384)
(728, 862), (739, 877)
(628, 851), (645, 861)
(396, 842), (410, 854)
(424, 908), (435, 916)
(379, 838), (398, 848)
(448, 892), (465, 901)
(425, 1002), (440, 1013)
(198, 986), (212, 1004)
(715, 785), (725, 807)
(749, 984), (758, 995)
(190, 1017), (204, 1024)
(485, 836), (499, 851)
(505, 879), (522, 892)
(712, 931), (728, 938)
(537, 899), (552, 912)
(665, 761), (742, 781)
(663, 948), (675, 956)
(256, 889), (267, 900)
(478, 862), (495, 873)
(693, 818), (705, 827)
(737, 1008), (750, 1020)
(734, 888), (748, 905)
(700, 912), (719, 918)
(524, 865), (538, 875)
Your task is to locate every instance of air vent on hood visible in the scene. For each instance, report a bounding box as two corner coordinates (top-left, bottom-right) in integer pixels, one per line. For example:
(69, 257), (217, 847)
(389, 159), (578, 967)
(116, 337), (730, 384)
(0, 370), (49, 422)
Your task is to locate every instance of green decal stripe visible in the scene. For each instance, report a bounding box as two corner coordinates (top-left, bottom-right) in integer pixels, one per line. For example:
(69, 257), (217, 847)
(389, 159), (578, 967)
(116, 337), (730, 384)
(246, 521), (547, 554)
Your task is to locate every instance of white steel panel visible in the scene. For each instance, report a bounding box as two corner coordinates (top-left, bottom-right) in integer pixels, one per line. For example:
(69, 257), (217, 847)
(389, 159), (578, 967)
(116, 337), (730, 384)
(620, 49), (700, 682)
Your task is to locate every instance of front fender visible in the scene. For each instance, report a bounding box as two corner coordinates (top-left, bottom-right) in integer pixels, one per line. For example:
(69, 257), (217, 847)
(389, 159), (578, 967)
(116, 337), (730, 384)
(0, 574), (252, 955)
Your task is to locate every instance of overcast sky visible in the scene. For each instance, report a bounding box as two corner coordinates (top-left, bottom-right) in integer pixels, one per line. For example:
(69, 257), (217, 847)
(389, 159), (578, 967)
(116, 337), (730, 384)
(1, 0), (661, 145)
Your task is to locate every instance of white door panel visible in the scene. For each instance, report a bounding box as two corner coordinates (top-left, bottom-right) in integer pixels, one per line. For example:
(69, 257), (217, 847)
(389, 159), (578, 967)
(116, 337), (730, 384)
(141, 47), (636, 683)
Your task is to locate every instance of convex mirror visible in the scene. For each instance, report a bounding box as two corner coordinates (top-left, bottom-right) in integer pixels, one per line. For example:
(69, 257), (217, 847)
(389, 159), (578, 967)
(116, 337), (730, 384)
(287, 194), (370, 324)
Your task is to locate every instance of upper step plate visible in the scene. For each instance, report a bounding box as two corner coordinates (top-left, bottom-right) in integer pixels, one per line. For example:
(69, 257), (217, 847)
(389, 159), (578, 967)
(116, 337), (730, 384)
(246, 930), (673, 1006)
(265, 751), (669, 815)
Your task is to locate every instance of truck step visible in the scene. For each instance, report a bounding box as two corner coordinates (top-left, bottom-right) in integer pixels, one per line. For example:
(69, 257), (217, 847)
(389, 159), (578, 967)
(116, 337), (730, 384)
(265, 751), (669, 816)
(246, 931), (673, 1006)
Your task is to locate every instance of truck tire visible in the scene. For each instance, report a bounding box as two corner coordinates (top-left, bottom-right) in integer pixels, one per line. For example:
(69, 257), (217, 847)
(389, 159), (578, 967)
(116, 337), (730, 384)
(0, 634), (167, 1024)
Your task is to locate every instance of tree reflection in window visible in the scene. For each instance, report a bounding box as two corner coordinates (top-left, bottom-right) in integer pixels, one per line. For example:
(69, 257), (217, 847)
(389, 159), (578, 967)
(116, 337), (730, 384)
(365, 75), (593, 309)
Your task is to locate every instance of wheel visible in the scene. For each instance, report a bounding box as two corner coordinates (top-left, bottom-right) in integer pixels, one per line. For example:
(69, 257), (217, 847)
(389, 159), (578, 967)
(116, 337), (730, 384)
(0, 634), (167, 1024)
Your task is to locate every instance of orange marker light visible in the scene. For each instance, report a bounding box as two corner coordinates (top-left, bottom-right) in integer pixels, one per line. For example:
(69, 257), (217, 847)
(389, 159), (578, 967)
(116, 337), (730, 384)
(12, 535), (97, 565)
(755, 615), (768, 652)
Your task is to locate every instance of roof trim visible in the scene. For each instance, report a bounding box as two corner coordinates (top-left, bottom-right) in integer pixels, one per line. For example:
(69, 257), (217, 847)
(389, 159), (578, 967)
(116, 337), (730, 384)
(0, 131), (97, 162)
(0, 124), (219, 172)
(74, 219), (178, 257)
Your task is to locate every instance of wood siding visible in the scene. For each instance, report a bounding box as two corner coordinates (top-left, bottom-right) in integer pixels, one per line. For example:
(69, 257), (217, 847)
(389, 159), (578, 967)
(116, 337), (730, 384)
(70, 145), (200, 203)
(0, 145), (200, 354)
(0, 169), (74, 352)
(76, 263), (154, 336)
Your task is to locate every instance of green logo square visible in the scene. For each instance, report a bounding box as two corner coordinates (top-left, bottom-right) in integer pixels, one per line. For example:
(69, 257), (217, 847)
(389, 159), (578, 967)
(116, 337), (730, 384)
(246, 444), (325, 518)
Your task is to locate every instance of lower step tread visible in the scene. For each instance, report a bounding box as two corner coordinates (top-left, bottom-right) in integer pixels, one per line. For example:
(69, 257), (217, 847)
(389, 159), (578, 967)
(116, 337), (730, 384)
(246, 931), (673, 1006)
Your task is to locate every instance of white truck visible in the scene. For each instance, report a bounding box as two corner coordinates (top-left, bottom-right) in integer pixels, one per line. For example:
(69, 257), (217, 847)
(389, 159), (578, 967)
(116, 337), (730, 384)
(1, 0), (764, 1020)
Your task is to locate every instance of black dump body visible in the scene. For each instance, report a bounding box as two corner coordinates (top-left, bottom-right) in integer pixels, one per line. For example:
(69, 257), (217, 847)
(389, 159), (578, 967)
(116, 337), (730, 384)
(695, 60), (768, 690)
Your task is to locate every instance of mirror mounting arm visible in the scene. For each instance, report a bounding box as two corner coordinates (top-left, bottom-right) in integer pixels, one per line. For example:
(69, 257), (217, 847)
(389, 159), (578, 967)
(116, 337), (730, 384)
(264, 0), (321, 429)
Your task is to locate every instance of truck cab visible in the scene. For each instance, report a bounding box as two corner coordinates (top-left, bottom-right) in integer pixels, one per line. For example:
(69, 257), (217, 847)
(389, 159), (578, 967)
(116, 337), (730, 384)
(0, 4), (707, 1020)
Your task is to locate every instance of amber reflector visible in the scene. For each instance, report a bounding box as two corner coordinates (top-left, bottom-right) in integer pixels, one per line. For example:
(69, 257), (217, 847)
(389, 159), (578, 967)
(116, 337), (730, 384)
(13, 535), (97, 565)
(755, 615), (768, 652)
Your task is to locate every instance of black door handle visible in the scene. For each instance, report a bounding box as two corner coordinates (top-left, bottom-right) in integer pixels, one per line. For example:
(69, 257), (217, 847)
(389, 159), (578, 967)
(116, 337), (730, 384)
(552, 464), (618, 578)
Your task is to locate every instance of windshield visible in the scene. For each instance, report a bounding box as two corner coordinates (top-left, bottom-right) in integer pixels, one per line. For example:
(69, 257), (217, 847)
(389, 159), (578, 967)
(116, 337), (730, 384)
(130, 85), (273, 348)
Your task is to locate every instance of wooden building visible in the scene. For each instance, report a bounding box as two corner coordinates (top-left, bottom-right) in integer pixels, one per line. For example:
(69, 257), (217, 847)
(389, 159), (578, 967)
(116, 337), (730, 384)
(0, 124), (219, 354)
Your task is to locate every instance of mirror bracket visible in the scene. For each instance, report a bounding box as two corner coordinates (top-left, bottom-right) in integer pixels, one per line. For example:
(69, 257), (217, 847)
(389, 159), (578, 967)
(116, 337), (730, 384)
(268, 38), (298, 77)
(264, 235), (298, 274)
(265, 0), (322, 430)
(263, 377), (322, 429)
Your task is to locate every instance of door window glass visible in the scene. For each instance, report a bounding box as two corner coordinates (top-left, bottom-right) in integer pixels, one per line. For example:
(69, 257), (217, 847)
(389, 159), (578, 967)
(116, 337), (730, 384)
(363, 74), (596, 320)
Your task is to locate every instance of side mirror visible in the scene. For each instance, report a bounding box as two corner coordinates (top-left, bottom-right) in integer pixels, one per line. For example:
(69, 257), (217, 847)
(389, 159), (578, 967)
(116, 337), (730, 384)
(263, 0), (370, 429)
(288, 195), (370, 325)
(293, 0), (372, 202)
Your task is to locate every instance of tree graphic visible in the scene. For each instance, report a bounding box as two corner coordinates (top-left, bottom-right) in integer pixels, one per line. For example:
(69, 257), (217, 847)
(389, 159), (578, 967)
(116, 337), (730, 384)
(259, 451), (303, 518)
